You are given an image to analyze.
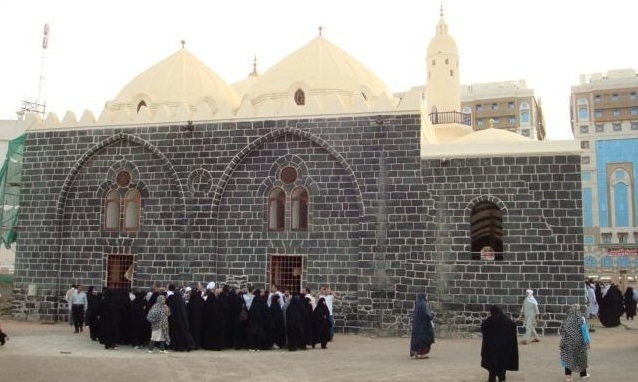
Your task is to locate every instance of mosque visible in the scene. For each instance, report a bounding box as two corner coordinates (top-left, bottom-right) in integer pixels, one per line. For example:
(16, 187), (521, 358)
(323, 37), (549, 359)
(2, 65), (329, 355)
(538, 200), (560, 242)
(12, 10), (583, 334)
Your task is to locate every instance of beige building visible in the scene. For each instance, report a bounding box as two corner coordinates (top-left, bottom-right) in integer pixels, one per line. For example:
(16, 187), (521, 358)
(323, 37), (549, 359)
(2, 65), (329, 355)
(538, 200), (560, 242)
(460, 81), (546, 141)
(571, 68), (638, 287)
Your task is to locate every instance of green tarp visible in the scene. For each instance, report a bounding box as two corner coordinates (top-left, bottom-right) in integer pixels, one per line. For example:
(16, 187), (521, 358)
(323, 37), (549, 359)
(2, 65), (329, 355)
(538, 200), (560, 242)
(0, 134), (24, 249)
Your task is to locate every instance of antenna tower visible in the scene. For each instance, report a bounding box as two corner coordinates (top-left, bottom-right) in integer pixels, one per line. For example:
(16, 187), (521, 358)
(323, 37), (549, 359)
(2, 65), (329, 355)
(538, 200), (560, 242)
(18, 23), (49, 119)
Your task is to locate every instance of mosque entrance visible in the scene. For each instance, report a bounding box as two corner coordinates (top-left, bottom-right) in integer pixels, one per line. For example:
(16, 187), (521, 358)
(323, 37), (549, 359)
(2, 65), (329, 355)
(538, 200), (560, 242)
(270, 255), (304, 293)
(106, 254), (133, 289)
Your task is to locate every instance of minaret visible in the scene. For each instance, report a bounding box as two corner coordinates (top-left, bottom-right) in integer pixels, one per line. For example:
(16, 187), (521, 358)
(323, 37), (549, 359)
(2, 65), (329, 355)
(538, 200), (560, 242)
(425, 5), (460, 115)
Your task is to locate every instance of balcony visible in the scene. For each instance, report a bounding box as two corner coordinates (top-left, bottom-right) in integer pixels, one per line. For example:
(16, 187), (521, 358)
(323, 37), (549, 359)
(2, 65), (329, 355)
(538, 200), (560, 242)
(429, 111), (472, 126)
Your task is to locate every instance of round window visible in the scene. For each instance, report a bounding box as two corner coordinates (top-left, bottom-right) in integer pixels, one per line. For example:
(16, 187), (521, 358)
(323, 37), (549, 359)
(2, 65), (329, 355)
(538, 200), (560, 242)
(280, 167), (298, 183)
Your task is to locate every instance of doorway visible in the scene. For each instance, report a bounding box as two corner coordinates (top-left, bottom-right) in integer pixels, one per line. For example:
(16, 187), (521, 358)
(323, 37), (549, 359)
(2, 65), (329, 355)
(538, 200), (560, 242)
(106, 254), (133, 289)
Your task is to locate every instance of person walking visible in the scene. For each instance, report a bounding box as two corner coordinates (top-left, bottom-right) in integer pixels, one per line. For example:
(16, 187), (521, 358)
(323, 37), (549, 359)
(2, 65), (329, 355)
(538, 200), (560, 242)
(70, 284), (87, 333)
(559, 304), (590, 380)
(409, 293), (435, 359)
(147, 295), (171, 353)
(623, 287), (636, 320)
(481, 305), (519, 382)
(517, 289), (541, 344)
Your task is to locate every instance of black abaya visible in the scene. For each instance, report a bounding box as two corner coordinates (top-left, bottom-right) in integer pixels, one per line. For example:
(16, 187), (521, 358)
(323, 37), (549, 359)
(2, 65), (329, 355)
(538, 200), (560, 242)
(166, 292), (195, 351)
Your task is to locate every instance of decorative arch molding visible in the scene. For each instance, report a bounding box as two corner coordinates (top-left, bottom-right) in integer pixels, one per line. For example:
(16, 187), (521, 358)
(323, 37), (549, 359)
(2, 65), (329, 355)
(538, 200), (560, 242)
(465, 195), (508, 215)
(211, 126), (364, 215)
(55, 132), (187, 225)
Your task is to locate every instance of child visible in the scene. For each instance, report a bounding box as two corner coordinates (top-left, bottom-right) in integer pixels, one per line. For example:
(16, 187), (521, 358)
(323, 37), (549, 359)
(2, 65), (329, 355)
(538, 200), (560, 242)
(0, 321), (9, 346)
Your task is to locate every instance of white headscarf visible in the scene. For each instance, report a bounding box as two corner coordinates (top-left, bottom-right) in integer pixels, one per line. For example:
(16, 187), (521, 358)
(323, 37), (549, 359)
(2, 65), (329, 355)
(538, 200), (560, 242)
(206, 281), (216, 290)
(526, 289), (538, 305)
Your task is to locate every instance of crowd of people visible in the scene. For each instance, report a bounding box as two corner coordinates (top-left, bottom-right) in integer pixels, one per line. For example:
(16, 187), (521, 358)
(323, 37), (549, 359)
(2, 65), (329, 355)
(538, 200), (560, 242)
(585, 280), (638, 327)
(63, 282), (337, 353)
(409, 287), (598, 382)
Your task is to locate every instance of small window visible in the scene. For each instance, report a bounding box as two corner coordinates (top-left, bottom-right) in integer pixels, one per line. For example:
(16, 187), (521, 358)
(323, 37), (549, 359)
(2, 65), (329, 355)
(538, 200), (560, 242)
(631, 108), (638, 116)
(582, 156), (590, 164)
(507, 101), (515, 109)
(631, 122), (638, 130)
(581, 140), (590, 149)
(521, 129), (530, 137)
(613, 122), (622, 131)
(508, 117), (516, 124)
(291, 187), (309, 231)
(476, 104), (483, 111)
(601, 233), (612, 244)
(611, 93), (619, 102)
(594, 110), (602, 118)
(105, 190), (120, 231)
(124, 189), (141, 231)
(268, 188), (286, 231)
(613, 109), (621, 117)
(450, 69), (454, 77)
(595, 124), (604, 132)
(594, 95), (602, 103)
(477, 119), (484, 127)
(631, 92), (638, 100)
(136, 100), (147, 112)
(579, 125), (589, 134)
(294, 89), (305, 106)
(618, 233), (628, 244)
(491, 103), (499, 110)
(470, 202), (503, 260)
(445, 58), (449, 65)
(492, 118), (500, 125)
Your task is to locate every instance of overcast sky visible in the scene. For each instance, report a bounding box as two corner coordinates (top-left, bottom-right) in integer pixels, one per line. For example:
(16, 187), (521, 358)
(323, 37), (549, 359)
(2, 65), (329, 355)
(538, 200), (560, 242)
(1, 0), (636, 139)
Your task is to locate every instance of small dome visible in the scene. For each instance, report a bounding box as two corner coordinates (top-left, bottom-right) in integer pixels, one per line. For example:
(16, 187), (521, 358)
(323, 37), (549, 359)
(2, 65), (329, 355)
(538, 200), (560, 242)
(111, 45), (239, 116)
(426, 15), (458, 57)
(453, 128), (533, 144)
(245, 35), (395, 111)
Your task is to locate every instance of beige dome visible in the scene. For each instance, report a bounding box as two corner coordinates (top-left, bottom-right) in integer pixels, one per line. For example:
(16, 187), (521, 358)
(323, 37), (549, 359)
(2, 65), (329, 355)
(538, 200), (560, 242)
(110, 45), (239, 117)
(453, 128), (533, 144)
(244, 35), (396, 113)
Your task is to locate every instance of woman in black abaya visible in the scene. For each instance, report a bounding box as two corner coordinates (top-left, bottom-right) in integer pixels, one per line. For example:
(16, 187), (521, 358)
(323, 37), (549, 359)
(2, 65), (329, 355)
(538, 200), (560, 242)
(246, 290), (271, 350)
(129, 291), (150, 348)
(285, 294), (307, 351)
(312, 297), (331, 349)
(409, 293), (434, 359)
(599, 284), (623, 327)
(187, 287), (205, 349)
(166, 285), (195, 351)
(98, 288), (122, 350)
(269, 293), (286, 349)
(481, 305), (519, 382)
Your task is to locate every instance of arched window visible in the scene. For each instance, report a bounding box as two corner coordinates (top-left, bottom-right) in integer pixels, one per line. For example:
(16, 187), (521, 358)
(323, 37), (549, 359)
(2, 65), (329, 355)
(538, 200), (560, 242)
(105, 190), (120, 231)
(470, 202), (503, 260)
(294, 89), (305, 106)
(268, 188), (286, 231)
(609, 168), (633, 227)
(291, 187), (308, 231)
(136, 100), (147, 112)
(520, 102), (530, 125)
(577, 98), (589, 122)
(601, 256), (614, 268)
(584, 256), (598, 268)
(124, 188), (141, 231)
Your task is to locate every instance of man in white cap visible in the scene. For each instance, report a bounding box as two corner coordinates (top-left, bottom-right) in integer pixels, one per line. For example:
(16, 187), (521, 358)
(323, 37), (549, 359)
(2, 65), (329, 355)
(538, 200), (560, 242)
(517, 289), (540, 344)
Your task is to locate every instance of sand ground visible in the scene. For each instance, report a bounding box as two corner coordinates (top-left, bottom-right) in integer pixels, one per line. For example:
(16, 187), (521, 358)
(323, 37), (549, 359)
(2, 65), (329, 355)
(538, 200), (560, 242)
(0, 317), (637, 382)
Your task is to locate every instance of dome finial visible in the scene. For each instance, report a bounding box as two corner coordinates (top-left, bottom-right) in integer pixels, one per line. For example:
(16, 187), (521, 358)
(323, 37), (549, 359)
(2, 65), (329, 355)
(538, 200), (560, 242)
(250, 54), (258, 76)
(318, 26), (323, 37)
(440, 3), (444, 17)
(181, 39), (186, 49)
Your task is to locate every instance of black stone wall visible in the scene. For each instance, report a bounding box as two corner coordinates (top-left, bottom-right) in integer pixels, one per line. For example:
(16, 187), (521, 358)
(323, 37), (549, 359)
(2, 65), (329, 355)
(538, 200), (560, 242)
(13, 114), (582, 335)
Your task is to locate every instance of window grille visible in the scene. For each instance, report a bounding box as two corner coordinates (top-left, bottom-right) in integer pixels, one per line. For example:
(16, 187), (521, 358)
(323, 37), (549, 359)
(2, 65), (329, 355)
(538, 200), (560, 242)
(106, 254), (133, 290)
(270, 255), (303, 294)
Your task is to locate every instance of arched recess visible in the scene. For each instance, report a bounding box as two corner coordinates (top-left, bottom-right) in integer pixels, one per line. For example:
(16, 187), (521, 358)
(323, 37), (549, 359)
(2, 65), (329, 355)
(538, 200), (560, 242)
(466, 195), (507, 260)
(210, 126), (365, 216)
(53, 133), (187, 295)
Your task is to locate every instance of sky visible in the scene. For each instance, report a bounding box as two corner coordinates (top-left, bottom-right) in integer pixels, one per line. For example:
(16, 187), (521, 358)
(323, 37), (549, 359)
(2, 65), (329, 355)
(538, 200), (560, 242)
(1, 0), (637, 140)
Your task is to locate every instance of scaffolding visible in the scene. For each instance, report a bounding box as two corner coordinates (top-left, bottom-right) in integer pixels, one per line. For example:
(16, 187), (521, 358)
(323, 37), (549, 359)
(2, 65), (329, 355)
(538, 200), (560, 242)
(0, 134), (24, 248)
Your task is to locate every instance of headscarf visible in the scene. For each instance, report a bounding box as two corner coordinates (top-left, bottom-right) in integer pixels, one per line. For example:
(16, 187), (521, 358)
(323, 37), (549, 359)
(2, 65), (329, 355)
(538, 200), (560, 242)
(525, 289), (538, 305)
(207, 281), (216, 290)
(559, 304), (587, 371)
(601, 284), (610, 298)
(147, 295), (171, 345)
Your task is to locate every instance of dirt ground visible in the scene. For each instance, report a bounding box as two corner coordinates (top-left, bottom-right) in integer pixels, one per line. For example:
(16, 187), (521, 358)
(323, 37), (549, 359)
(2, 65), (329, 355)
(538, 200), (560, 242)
(0, 316), (637, 382)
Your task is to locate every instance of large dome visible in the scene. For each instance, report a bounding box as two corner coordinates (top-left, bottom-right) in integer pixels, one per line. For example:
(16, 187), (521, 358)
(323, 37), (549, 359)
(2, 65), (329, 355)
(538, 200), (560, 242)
(240, 34), (397, 115)
(107, 44), (240, 120)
